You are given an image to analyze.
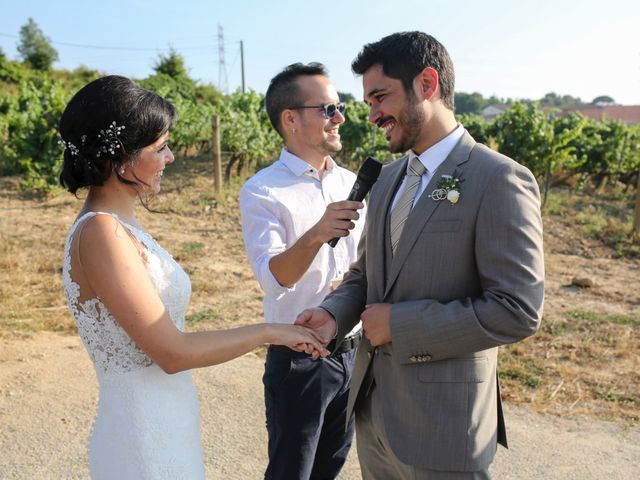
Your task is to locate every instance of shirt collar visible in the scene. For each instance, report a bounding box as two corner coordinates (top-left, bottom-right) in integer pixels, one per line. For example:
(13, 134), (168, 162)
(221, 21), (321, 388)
(279, 148), (335, 179)
(411, 124), (464, 175)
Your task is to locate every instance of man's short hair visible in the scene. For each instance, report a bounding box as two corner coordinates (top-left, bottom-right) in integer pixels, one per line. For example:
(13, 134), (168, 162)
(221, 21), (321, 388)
(265, 62), (328, 137)
(351, 31), (455, 111)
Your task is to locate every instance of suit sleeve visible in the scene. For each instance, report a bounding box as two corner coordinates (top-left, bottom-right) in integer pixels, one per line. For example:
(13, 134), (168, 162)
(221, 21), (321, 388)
(320, 208), (369, 343)
(391, 161), (545, 363)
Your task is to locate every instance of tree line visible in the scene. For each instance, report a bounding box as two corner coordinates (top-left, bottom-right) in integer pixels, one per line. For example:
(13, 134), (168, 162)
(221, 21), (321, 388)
(455, 91), (617, 116)
(1, 19), (638, 210)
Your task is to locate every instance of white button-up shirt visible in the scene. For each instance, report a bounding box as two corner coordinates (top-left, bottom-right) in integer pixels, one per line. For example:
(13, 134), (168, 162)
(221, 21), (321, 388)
(240, 149), (366, 325)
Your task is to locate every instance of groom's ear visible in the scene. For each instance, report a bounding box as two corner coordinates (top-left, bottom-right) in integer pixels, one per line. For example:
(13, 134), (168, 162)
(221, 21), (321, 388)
(414, 67), (439, 102)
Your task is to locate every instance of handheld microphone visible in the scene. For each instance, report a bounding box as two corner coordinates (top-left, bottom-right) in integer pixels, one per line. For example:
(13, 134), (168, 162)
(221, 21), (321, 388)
(329, 157), (383, 248)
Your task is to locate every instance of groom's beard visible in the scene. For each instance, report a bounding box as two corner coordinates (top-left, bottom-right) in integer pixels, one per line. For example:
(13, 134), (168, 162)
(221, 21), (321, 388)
(388, 94), (426, 154)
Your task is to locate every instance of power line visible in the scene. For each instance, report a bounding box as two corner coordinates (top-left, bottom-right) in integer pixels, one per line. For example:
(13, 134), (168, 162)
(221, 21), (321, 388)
(1, 30), (246, 90)
(0, 32), (239, 52)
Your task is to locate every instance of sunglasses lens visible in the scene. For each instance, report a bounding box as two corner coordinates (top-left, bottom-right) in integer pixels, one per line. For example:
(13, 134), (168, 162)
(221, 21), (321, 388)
(325, 103), (346, 118)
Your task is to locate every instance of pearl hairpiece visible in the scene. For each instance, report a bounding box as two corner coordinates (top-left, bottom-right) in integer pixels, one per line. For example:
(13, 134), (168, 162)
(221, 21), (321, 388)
(58, 139), (79, 156)
(59, 122), (126, 158)
(97, 121), (126, 157)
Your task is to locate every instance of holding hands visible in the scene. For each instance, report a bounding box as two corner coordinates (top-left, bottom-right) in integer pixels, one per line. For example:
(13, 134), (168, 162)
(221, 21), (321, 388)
(295, 303), (393, 350)
(266, 323), (331, 358)
(294, 308), (337, 347)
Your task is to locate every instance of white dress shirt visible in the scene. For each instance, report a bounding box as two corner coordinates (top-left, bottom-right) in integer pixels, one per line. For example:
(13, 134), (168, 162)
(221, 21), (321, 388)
(391, 124), (465, 210)
(240, 149), (366, 325)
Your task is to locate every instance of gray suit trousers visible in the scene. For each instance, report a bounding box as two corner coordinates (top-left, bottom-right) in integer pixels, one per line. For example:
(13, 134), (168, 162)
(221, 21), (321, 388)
(357, 383), (491, 480)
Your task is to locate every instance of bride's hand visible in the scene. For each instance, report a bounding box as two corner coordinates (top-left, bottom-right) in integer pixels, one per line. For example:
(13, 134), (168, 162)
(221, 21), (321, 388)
(266, 324), (330, 358)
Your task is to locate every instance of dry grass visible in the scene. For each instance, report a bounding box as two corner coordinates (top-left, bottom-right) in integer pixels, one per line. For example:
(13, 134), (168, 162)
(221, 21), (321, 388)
(500, 311), (639, 423)
(0, 155), (263, 337)
(1, 156), (638, 423)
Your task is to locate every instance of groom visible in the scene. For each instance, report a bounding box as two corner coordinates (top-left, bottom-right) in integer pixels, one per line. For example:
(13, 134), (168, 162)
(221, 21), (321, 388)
(296, 32), (545, 479)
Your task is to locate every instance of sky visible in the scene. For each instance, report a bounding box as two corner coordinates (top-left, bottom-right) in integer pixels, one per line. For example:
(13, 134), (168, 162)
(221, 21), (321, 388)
(1, 0), (639, 104)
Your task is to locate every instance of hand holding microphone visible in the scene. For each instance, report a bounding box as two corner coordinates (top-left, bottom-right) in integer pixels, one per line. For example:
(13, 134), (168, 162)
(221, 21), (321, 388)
(310, 200), (364, 245)
(328, 157), (382, 247)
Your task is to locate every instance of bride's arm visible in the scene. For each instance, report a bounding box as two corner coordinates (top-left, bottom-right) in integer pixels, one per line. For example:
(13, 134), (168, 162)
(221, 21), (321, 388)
(77, 214), (327, 374)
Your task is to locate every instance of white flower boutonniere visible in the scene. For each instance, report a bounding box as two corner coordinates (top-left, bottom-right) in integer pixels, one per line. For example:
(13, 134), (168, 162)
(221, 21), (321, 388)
(429, 170), (464, 205)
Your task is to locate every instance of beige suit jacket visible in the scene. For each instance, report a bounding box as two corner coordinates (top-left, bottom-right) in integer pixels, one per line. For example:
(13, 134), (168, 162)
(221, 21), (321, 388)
(321, 131), (545, 472)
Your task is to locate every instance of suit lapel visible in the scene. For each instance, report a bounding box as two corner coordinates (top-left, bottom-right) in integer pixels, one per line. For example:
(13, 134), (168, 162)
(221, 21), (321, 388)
(384, 131), (476, 299)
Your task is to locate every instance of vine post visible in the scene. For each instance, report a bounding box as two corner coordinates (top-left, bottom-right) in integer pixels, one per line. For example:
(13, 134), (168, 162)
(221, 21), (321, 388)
(211, 114), (223, 195)
(632, 169), (640, 243)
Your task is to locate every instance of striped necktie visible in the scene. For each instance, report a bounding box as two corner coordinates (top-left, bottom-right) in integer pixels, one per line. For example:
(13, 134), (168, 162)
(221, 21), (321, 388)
(390, 156), (426, 255)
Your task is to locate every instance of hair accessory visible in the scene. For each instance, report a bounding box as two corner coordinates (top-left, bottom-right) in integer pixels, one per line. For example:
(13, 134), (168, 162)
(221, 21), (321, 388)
(97, 121), (126, 157)
(58, 139), (79, 156)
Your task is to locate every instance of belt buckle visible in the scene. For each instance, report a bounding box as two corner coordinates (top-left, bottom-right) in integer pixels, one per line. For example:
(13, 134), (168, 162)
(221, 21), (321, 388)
(344, 331), (361, 350)
(343, 337), (353, 351)
(330, 332), (360, 356)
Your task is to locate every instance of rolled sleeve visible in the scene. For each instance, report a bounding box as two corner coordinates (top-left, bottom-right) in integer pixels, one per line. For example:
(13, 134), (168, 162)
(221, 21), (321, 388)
(240, 181), (297, 299)
(255, 253), (296, 299)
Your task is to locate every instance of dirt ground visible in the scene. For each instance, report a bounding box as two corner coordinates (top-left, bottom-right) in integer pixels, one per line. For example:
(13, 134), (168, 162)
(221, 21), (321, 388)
(1, 332), (639, 480)
(1, 160), (639, 478)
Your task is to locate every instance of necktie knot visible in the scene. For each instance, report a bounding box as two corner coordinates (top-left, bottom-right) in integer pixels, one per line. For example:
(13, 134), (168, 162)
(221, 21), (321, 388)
(407, 156), (426, 177)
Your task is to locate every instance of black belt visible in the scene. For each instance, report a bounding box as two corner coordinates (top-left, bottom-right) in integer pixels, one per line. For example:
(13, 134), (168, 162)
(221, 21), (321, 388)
(269, 331), (361, 357)
(328, 331), (362, 355)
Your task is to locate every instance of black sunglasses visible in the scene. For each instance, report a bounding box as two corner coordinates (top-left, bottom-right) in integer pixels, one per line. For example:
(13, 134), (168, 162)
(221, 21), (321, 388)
(288, 102), (347, 119)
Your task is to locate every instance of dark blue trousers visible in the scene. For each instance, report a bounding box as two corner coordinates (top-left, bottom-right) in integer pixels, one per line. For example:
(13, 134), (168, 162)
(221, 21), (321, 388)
(263, 346), (356, 480)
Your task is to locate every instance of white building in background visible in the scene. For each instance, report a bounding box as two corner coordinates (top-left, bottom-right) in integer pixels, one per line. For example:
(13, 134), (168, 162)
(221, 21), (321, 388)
(481, 105), (507, 119)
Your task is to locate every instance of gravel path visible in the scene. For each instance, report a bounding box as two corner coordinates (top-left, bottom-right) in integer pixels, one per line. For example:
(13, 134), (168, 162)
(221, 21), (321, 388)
(1, 332), (638, 479)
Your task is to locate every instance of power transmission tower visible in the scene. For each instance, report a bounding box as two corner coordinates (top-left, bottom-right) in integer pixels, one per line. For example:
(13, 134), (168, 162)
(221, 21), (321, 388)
(217, 24), (228, 94)
(240, 40), (245, 93)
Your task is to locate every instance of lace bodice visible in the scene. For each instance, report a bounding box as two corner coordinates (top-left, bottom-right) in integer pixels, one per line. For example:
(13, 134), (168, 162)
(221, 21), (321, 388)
(62, 211), (192, 376)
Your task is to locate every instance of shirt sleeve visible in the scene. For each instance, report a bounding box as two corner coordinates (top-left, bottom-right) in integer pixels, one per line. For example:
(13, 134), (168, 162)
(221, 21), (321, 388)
(239, 181), (296, 299)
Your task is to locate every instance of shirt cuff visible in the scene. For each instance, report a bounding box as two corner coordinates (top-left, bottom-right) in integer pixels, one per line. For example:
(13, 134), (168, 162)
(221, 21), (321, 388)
(258, 257), (296, 300)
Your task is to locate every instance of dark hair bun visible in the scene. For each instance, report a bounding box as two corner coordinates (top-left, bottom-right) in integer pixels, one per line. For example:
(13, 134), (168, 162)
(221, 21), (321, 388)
(59, 150), (109, 193)
(59, 75), (176, 194)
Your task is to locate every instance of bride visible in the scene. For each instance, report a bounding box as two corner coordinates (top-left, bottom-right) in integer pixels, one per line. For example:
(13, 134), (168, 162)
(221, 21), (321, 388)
(59, 75), (327, 479)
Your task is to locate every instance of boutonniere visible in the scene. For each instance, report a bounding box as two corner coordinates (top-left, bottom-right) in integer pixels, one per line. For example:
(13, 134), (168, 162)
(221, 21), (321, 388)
(429, 170), (464, 204)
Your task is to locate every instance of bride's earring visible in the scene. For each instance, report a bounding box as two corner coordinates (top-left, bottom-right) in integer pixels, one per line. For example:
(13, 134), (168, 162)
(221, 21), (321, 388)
(119, 165), (126, 175)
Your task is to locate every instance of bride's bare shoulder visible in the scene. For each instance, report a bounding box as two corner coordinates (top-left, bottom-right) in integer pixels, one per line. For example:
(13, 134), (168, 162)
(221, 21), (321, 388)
(76, 213), (139, 263)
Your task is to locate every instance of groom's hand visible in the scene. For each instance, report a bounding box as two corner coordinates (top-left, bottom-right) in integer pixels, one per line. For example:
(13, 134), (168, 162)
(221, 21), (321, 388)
(361, 303), (392, 346)
(294, 308), (336, 347)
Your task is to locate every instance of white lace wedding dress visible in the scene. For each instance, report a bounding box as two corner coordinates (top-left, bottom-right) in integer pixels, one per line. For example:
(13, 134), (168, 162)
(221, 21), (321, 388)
(62, 212), (206, 479)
